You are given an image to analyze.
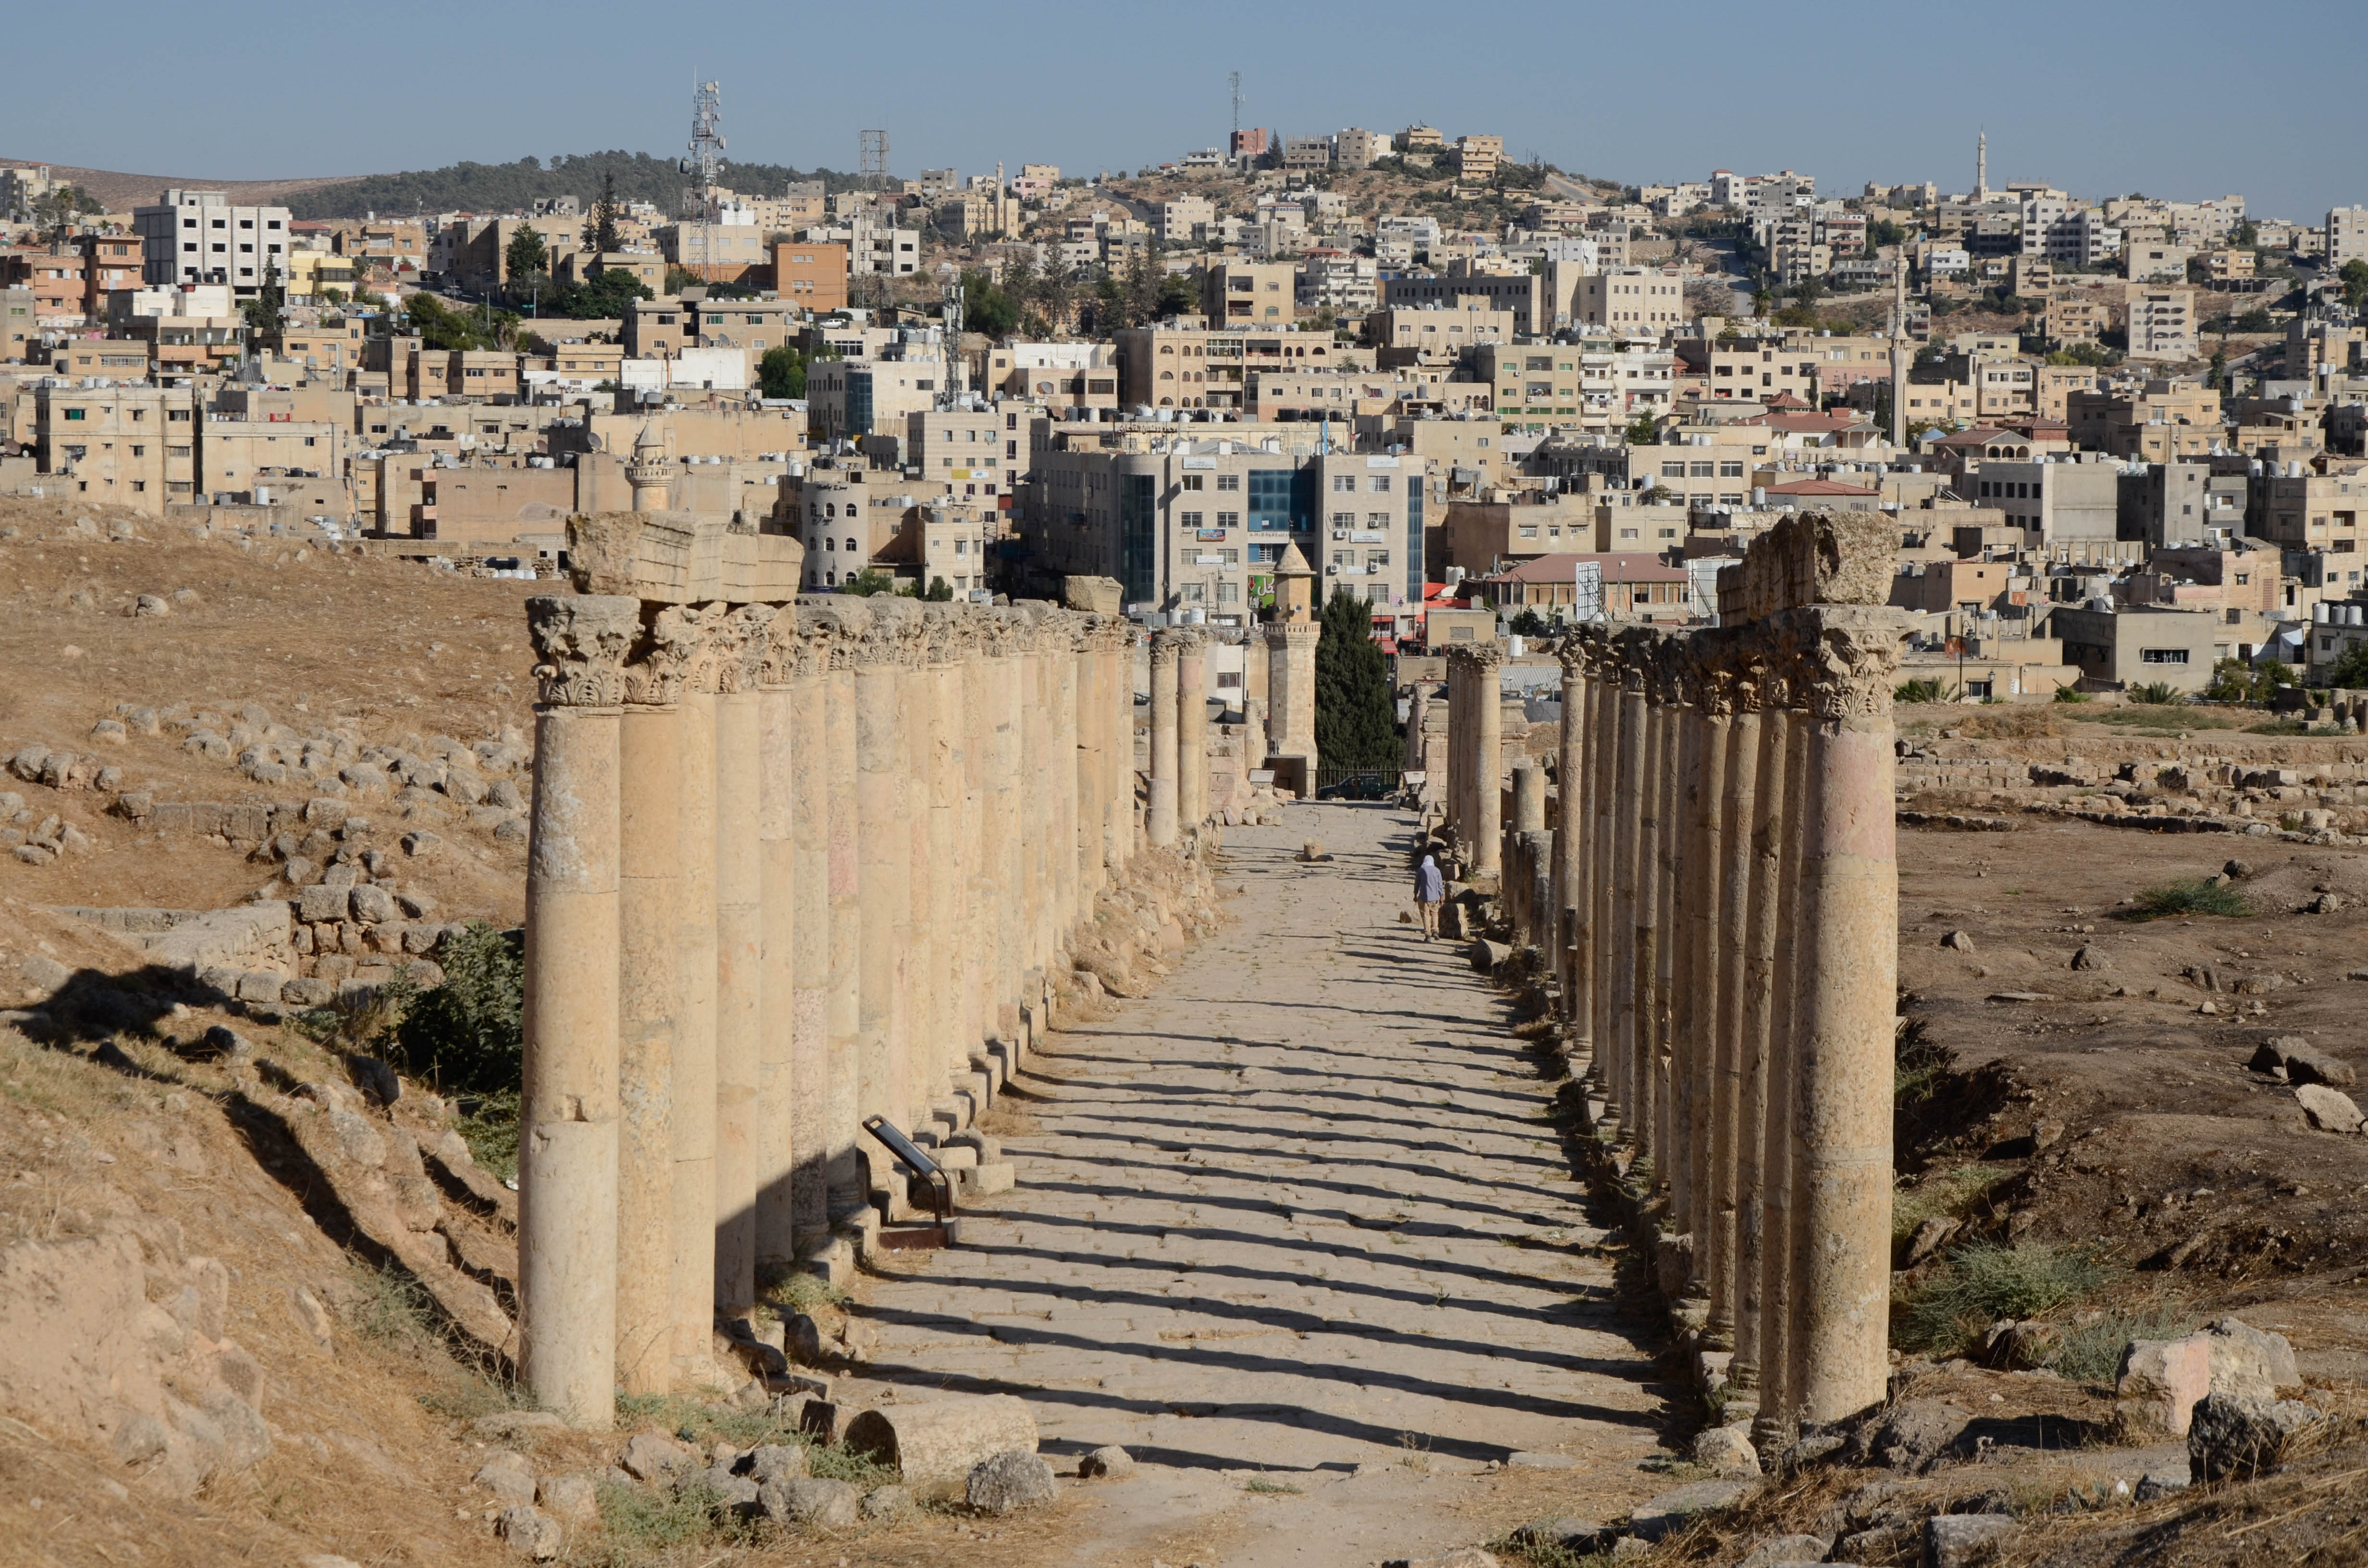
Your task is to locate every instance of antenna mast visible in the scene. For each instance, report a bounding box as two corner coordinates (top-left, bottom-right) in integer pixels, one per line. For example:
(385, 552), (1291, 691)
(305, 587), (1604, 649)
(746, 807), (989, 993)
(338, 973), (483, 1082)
(1229, 71), (1243, 157)
(685, 78), (724, 286)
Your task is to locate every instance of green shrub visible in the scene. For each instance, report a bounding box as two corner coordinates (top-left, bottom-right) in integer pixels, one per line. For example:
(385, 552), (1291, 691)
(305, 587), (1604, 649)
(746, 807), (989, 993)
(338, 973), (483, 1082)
(2118, 879), (2252, 921)
(1894, 1017), (1950, 1108)
(2048, 1306), (2199, 1385)
(1895, 677), (1952, 705)
(2051, 686), (2091, 704)
(1898, 1242), (2109, 1355)
(390, 922), (522, 1093)
(2126, 681), (2183, 705)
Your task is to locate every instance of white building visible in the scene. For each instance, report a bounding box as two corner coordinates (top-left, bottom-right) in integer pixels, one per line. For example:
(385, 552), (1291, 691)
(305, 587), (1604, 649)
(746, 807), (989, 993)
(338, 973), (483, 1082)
(134, 188), (293, 298)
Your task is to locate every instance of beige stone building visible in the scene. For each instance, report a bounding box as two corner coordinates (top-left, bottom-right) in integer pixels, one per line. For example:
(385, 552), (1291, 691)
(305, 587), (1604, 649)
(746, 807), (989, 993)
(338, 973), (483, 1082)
(1569, 268), (1687, 332)
(2124, 283), (2197, 361)
(33, 381), (197, 512)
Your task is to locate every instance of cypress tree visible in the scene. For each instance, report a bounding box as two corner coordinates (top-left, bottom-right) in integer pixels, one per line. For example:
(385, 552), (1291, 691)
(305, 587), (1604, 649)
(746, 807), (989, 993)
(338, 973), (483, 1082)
(1314, 587), (1400, 772)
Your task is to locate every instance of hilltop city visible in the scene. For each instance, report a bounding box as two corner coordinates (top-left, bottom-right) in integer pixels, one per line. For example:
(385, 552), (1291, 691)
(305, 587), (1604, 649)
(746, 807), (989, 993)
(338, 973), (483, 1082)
(8, 97), (2366, 696)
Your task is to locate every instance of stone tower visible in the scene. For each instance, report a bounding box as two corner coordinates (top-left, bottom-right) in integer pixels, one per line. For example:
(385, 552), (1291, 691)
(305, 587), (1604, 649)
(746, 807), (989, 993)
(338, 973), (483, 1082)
(627, 423), (672, 512)
(1262, 542), (1320, 794)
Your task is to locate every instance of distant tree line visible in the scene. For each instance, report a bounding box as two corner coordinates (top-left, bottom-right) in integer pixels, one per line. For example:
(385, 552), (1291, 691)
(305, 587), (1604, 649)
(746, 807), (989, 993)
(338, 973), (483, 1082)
(289, 150), (862, 221)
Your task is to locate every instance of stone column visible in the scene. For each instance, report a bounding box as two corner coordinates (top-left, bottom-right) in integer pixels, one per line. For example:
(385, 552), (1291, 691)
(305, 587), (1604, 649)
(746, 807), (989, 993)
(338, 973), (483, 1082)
(616, 608), (693, 1394)
(1789, 609), (1905, 1425)
(786, 614), (833, 1251)
(1447, 654), (1470, 852)
(1732, 673), (1789, 1408)
(519, 594), (632, 1425)
(959, 625), (991, 1063)
(1683, 670), (1729, 1306)
(1112, 624), (1140, 868)
(1264, 620), (1320, 791)
(1052, 622), (1082, 945)
(1147, 632), (1181, 848)
(987, 615), (1025, 1048)
(821, 619), (863, 1211)
(1640, 685), (1673, 1178)
(1020, 622), (1050, 980)
(1590, 640), (1624, 1130)
(900, 616), (937, 1125)
(1753, 703), (1812, 1446)
(927, 612), (967, 1090)
(711, 604), (770, 1318)
(1510, 760), (1545, 832)
(1665, 677), (1703, 1263)
(1470, 644), (1504, 874)
(855, 615), (910, 1150)
(1552, 643), (1584, 1026)
(670, 606), (721, 1380)
(755, 610), (799, 1276)
(1609, 653), (1646, 1142)
(1077, 623), (1108, 903)
(1177, 630), (1209, 833)
(1706, 668), (1760, 1351)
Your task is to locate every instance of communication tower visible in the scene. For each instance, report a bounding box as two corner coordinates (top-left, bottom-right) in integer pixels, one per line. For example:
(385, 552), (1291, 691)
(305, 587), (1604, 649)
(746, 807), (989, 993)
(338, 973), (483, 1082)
(859, 130), (890, 192)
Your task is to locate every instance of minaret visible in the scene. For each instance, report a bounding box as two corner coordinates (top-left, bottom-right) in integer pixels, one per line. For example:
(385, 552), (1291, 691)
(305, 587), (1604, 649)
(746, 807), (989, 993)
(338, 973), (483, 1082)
(1976, 131), (1987, 203)
(627, 422), (671, 512)
(1889, 257), (1908, 450)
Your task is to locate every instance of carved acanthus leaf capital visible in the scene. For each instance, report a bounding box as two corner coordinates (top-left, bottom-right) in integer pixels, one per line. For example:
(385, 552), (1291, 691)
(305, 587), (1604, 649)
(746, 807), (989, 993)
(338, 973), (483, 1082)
(528, 594), (637, 707)
(712, 603), (775, 694)
(1779, 605), (1912, 722)
(623, 602), (707, 706)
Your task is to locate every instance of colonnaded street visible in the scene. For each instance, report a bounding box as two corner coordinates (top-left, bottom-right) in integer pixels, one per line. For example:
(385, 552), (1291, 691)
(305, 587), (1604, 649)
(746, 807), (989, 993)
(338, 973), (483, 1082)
(835, 802), (1675, 1566)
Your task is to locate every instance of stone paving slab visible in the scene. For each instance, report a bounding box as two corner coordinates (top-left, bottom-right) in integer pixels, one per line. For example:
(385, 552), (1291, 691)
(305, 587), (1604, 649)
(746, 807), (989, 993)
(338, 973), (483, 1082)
(835, 802), (1669, 1564)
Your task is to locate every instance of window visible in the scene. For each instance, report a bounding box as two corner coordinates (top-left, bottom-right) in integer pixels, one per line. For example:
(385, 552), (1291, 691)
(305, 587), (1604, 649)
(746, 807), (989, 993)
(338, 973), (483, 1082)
(1690, 462), (1714, 478)
(1216, 474), (1241, 491)
(1369, 476), (1392, 493)
(2139, 648), (2190, 664)
(1661, 461), (1685, 478)
(1332, 475), (1354, 492)
(1719, 461), (1744, 478)
(63, 408), (84, 420)
(1180, 511), (1204, 528)
(1217, 510), (1241, 529)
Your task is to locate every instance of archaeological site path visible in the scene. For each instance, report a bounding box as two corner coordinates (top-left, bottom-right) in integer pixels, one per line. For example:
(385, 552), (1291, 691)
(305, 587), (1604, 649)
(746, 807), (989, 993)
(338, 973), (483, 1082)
(836, 802), (1672, 1567)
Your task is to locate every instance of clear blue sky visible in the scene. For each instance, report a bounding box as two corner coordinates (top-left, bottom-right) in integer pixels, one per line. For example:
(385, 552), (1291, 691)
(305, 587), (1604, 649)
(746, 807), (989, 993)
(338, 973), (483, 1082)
(10, 0), (2360, 220)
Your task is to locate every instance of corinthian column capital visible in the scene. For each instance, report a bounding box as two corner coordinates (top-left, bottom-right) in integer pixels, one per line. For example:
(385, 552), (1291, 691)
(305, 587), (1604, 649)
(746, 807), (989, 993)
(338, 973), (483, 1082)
(1776, 605), (1912, 722)
(623, 602), (707, 706)
(528, 595), (638, 706)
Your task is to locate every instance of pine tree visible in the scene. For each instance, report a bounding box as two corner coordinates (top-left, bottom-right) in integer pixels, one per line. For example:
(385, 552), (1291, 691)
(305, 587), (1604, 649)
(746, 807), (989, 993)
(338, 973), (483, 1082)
(1314, 588), (1399, 772)
(592, 172), (621, 256)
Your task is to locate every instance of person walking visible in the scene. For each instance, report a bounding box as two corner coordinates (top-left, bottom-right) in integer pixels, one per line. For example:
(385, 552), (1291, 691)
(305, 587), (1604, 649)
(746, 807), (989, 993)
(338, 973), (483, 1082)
(1413, 852), (1445, 940)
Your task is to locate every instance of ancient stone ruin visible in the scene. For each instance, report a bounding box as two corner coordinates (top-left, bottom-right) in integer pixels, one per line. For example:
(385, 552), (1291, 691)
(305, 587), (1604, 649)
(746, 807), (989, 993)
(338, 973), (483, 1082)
(513, 513), (1215, 1424)
(1462, 512), (1910, 1438)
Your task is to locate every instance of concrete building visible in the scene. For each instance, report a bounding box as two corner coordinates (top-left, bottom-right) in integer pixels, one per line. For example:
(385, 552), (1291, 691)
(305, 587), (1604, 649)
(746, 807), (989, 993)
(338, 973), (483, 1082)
(1333, 128), (1387, 171)
(2124, 283), (2198, 361)
(806, 352), (945, 442)
(906, 405), (1014, 502)
(1968, 455), (2121, 545)
(1570, 268), (1686, 332)
(1158, 195), (1217, 244)
(1023, 431), (1419, 615)
(2252, 463), (2368, 555)
(1115, 325), (1364, 412)
(2050, 604), (2219, 692)
(1451, 135), (1503, 183)
(33, 382), (198, 514)
(194, 417), (343, 503)
(1381, 269), (1546, 335)
(1203, 260), (1296, 326)
(2327, 207), (2368, 266)
(134, 188), (292, 298)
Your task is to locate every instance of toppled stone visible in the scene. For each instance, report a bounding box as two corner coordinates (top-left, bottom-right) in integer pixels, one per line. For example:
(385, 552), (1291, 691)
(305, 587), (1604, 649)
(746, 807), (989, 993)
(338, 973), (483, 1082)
(747, 1444), (806, 1484)
(2071, 943), (2108, 970)
(2206, 1317), (2300, 1398)
(2294, 1083), (2364, 1134)
(619, 1431), (698, 1482)
(495, 1505), (563, 1560)
(1628, 1478), (1752, 1540)
(759, 1475), (859, 1526)
(2304, 892), (2346, 915)
(1925, 1514), (2017, 1568)
(1736, 1534), (1833, 1568)
(2189, 1391), (2324, 1482)
(1078, 1444), (1135, 1479)
(859, 1484), (912, 1519)
(965, 1449), (1057, 1514)
(1854, 1398), (1969, 1472)
(1511, 1519), (1604, 1556)
(536, 1474), (597, 1526)
(474, 1451), (537, 1508)
(2251, 1036), (2356, 1088)
(1691, 1425), (1761, 1477)
(134, 595), (171, 618)
(1940, 929), (1975, 951)
(2133, 1470), (2188, 1501)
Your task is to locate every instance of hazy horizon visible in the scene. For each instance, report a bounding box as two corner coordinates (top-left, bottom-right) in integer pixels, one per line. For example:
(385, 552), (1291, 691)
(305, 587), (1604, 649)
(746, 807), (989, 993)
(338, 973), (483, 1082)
(12, 0), (2361, 221)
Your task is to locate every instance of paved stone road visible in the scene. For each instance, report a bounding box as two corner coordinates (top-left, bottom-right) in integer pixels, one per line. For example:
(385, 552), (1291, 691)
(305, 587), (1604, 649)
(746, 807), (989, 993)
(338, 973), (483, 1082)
(843, 801), (1668, 1564)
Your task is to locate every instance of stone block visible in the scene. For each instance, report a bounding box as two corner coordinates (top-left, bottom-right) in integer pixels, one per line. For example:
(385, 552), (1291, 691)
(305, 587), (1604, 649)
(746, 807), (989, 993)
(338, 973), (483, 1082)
(1925, 1514), (2016, 1568)
(1716, 510), (1897, 622)
(958, 1163), (1016, 1200)
(296, 885), (346, 924)
(2118, 1334), (2214, 1435)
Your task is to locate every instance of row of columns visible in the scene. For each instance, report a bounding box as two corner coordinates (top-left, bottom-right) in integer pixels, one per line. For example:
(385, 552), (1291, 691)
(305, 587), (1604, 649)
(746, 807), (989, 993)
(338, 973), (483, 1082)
(1486, 607), (1904, 1437)
(1146, 628), (1213, 848)
(518, 592), (1143, 1425)
(1443, 644), (1505, 875)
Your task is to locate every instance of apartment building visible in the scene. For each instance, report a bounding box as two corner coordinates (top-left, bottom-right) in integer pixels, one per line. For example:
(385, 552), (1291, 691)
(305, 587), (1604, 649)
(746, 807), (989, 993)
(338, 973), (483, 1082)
(1114, 325), (1362, 411)
(195, 416), (343, 501)
(2046, 287), (2112, 345)
(2067, 380), (2221, 461)
(1297, 252), (1378, 318)
(33, 382), (198, 514)
(1282, 137), (1334, 172)
(78, 233), (143, 317)
(1, 245), (87, 322)
(806, 355), (943, 442)
(905, 406), (1013, 500)
(1675, 336), (1824, 404)
(1023, 432), (1418, 613)
(662, 214), (771, 282)
(1, 286), (31, 360)
(2327, 207), (2368, 265)
(769, 240), (849, 310)
(2252, 464), (2368, 556)
(1570, 268), (1686, 332)
(1478, 343), (1581, 429)
(976, 342), (1120, 413)
(1368, 302), (1515, 364)
(1158, 195), (1217, 244)
(1451, 135), (1503, 182)
(1381, 269), (1546, 335)
(1203, 259), (1295, 325)
(2124, 283), (2198, 361)
(1967, 455), (2120, 544)
(134, 188), (292, 298)
(1333, 128), (1386, 171)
